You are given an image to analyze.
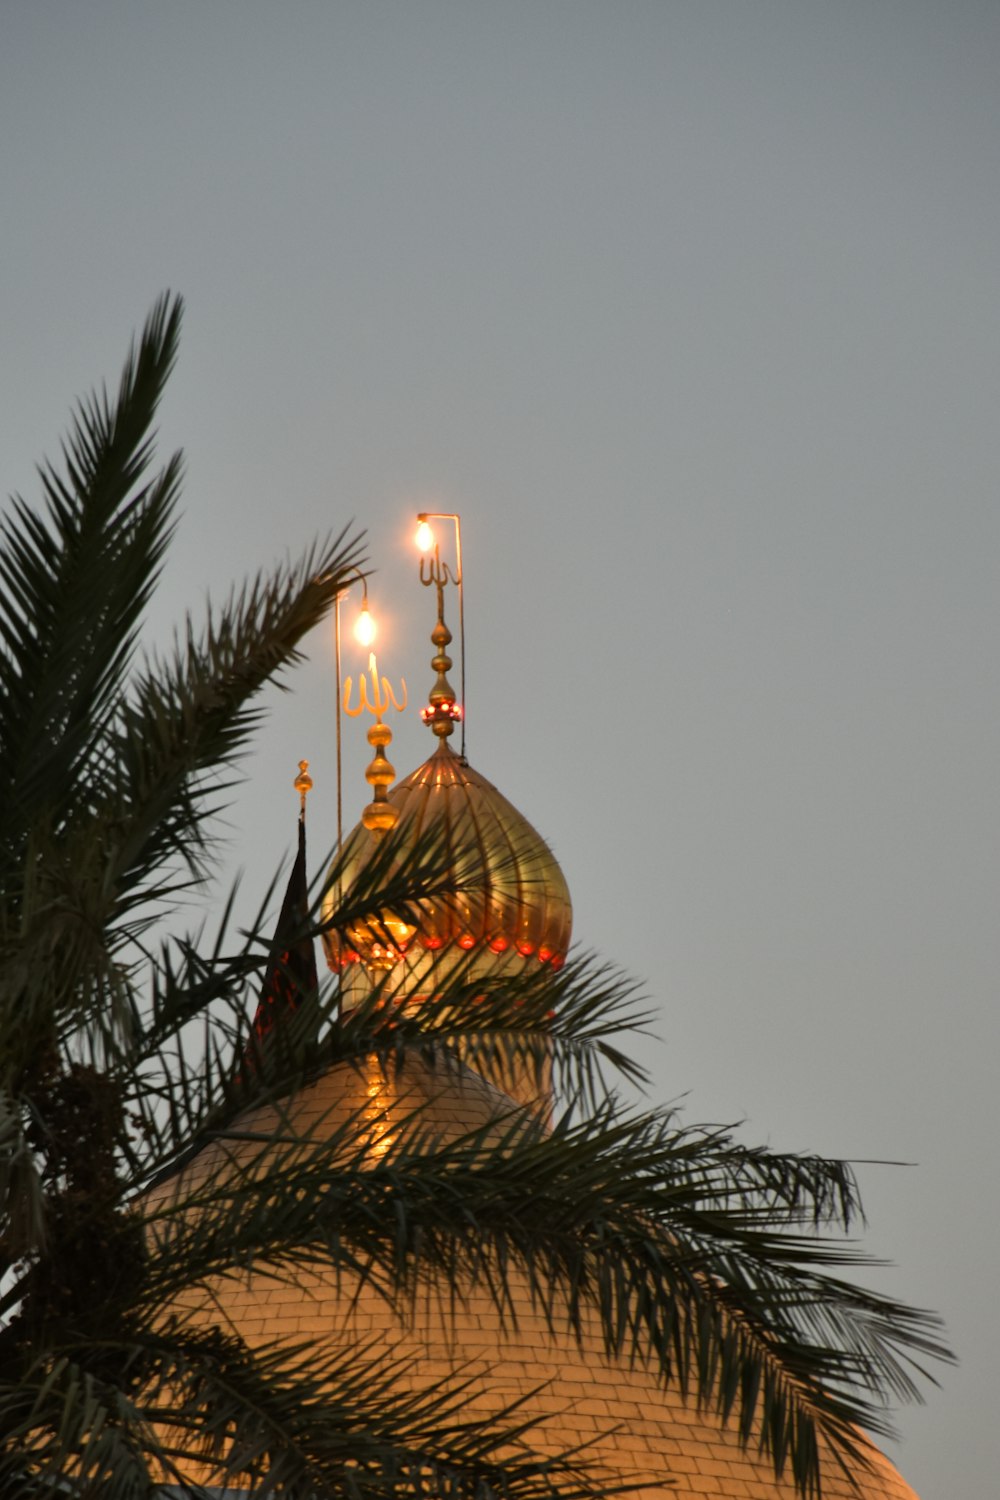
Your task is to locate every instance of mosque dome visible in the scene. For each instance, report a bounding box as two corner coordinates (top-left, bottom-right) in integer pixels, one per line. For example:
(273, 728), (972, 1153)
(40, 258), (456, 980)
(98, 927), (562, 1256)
(151, 1054), (923, 1500)
(322, 741), (572, 982)
(323, 552), (571, 996)
(151, 537), (926, 1500)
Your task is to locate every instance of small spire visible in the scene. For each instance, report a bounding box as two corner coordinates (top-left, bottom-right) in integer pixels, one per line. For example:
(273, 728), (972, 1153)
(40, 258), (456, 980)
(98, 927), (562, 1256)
(418, 534), (463, 743)
(294, 759), (313, 820)
(343, 653), (407, 837)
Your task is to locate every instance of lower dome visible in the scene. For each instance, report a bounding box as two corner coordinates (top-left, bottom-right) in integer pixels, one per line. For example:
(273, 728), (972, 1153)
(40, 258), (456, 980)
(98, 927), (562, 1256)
(147, 1056), (921, 1500)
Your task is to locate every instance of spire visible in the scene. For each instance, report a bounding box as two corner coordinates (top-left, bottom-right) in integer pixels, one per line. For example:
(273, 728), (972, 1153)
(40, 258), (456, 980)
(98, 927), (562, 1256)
(294, 758), (313, 820)
(343, 652), (407, 836)
(242, 763), (319, 1073)
(416, 513), (465, 750)
(420, 587), (462, 743)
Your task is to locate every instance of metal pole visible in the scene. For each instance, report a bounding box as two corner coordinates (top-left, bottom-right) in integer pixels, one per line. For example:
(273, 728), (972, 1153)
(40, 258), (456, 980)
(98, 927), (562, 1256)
(334, 566), (372, 858)
(335, 592), (343, 858)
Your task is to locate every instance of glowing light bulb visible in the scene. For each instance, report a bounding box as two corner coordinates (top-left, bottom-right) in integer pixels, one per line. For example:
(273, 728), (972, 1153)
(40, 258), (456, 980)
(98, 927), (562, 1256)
(415, 519), (435, 552)
(354, 606), (376, 646)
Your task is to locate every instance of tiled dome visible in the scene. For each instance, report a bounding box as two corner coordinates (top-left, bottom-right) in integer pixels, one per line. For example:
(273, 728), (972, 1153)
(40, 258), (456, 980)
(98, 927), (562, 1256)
(152, 1056), (921, 1500)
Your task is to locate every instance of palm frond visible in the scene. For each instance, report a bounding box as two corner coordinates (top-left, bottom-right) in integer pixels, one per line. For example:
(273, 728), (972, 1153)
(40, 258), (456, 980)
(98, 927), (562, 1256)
(0, 293), (182, 875)
(1, 1329), (618, 1500)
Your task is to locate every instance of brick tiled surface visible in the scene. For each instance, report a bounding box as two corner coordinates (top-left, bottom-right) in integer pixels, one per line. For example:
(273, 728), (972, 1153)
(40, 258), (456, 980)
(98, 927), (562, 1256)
(146, 1059), (921, 1500)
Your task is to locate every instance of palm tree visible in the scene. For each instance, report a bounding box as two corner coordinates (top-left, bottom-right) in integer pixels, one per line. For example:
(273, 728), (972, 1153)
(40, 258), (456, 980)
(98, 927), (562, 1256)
(0, 296), (949, 1499)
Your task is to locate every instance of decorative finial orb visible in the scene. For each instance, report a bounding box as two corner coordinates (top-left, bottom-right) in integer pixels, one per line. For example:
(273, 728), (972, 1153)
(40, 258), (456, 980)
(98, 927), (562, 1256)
(360, 721), (399, 835)
(294, 759), (313, 814)
(421, 615), (461, 740)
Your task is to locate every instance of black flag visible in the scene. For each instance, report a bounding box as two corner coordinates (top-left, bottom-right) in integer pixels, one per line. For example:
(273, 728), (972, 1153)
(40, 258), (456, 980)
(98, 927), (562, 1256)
(246, 817), (318, 1065)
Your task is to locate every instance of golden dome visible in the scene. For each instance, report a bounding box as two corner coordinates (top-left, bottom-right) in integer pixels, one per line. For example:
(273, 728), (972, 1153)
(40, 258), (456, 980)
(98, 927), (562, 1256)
(323, 742), (572, 979)
(142, 544), (928, 1500)
(151, 1055), (923, 1500)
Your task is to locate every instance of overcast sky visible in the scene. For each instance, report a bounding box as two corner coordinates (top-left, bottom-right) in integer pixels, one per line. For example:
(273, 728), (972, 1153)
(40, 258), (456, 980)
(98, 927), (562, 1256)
(2, 5), (997, 1497)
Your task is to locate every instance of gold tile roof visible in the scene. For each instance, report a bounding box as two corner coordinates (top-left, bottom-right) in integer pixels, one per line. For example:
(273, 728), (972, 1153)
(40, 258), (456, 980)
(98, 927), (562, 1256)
(152, 1057), (921, 1500)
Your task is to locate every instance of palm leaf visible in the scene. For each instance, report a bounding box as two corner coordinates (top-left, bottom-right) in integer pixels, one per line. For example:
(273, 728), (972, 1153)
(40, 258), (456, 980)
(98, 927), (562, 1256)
(0, 294), (182, 875)
(1, 1329), (618, 1500)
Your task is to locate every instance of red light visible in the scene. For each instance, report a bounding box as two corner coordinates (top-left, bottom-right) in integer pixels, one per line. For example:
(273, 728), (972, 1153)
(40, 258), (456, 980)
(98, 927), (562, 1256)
(516, 941), (535, 957)
(489, 936), (509, 954)
(538, 946), (553, 963)
(458, 933), (476, 950)
(423, 935), (442, 950)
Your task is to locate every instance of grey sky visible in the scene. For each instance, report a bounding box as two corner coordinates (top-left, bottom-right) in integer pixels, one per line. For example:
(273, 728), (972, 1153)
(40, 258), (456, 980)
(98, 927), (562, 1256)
(2, 5), (997, 1496)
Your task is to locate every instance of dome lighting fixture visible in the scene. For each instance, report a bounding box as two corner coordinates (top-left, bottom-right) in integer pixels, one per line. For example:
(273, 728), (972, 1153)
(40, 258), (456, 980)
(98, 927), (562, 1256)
(415, 518), (435, 552)
(353, 600), (376, 646)
(334, 566), (376, 857)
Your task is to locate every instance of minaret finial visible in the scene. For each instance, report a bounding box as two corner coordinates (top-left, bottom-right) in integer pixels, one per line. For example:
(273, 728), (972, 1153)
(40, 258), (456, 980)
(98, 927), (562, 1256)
(416, 513), (465, 751)
(294, 759), (313, 821)
(343, 653), (407, 837)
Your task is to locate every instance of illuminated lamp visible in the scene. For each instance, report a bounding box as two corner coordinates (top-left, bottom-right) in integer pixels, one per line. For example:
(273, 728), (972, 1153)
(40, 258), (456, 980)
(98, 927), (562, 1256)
(458, 933), (476, 950)
(354, 605), (376, 647)
(334, 568), (378, 859)
(415, 519), (435, 552)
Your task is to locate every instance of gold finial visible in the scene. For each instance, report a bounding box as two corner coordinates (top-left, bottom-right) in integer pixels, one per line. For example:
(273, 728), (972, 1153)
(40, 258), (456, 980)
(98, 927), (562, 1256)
(294, 759), (313, 818)
(343, 653), (407, 836)
(417, 521), (464, 743)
